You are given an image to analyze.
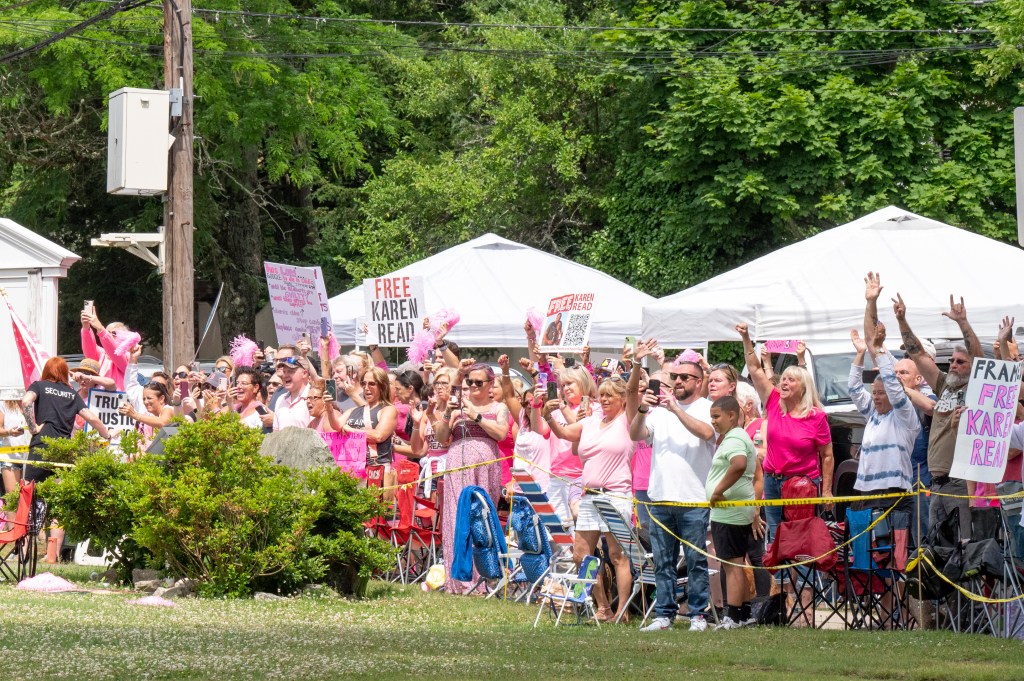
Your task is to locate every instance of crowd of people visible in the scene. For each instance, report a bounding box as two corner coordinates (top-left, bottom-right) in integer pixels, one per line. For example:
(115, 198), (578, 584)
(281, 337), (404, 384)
(2, 271), (1023, 630)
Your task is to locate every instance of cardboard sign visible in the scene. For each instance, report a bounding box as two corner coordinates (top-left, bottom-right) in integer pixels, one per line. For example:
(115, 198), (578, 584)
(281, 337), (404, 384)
(320, 430), (367, 478)
(950, 358), (1023, 484)
(363, 276), (425, 346)
(765, 339), (802, 355)
(538, 292), (595, 353)
(264, 262), (332, 346)
(85, 389), (137, 437)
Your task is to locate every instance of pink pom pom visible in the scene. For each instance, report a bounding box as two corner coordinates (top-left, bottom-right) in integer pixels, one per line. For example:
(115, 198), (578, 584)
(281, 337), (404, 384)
(114, 330), (142, 359)
(526, 308), (543, 336)
(327, 333), (339, 360)
(407, 330), (437, 365)
(230, 335), (259, 368)
(430, 308), (460, 336)
(675, 349), (704, 365)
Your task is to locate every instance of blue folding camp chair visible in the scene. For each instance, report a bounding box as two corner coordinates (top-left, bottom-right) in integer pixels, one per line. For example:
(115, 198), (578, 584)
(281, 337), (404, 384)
(505, 469), (576, 600)
(534, 554), (601, 627)
(845, 507), (909, 630)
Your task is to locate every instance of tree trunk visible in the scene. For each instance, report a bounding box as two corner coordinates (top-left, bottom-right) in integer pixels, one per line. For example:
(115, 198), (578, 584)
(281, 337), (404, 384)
(216, 145), (264, 349)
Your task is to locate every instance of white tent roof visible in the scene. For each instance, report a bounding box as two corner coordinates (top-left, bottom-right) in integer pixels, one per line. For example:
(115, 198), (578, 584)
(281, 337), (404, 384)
(329, 233), (654, 347)
(642, 206), (1024, 344)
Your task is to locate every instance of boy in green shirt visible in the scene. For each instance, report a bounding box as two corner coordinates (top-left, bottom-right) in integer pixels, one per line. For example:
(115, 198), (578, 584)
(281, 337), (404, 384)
(706, 395), (757, 629)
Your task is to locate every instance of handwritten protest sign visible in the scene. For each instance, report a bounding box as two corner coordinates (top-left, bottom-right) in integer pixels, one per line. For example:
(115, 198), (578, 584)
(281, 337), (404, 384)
(765, 340), (802, 355)
(363, 276), (425, 346)
(538, 292), (595, 353)
(264, 262), (332, 346)
(950, 358), (1023, 484)
(85, 389), (136, 438)
(320, 430), (368, 478)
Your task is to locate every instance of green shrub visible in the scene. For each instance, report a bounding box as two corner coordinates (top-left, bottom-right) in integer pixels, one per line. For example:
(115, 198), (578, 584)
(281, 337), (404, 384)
(34, 415), (398, 597)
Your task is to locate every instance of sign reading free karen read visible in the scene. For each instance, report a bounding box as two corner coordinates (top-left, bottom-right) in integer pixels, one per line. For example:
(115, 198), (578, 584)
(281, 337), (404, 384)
(363, 276), (425, 346)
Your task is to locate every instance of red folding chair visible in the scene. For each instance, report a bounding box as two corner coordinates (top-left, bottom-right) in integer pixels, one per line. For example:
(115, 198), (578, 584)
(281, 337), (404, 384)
(407, 474), (444, 583)
(387, 460), (421, 583)
(0, 481), (37, 583)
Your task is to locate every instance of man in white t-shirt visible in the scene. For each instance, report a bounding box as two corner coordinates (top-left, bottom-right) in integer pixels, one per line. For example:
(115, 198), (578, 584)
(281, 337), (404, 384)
(630, 359), (716, 632)
(272, 356), (312, 431)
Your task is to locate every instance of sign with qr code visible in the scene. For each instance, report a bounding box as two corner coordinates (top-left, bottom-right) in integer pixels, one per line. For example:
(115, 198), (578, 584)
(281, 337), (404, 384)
(538, 292), (596, 352)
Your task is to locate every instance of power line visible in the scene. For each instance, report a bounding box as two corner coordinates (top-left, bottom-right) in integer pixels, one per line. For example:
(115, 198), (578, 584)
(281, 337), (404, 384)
(184, 7), (992, 35)
(0, 0), (154, 64)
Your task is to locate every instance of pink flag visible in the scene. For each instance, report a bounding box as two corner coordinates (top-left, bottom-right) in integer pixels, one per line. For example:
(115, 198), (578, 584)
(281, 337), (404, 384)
(5, 297), (49, 388)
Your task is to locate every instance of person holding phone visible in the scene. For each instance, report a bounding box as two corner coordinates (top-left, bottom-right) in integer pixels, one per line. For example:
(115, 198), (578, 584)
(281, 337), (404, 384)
(79, 304), (131, 390)
(307, 381), (345, 433)
(341, 367), (398, 467)
(529, 365), (595, 530)
(411, 367), (456, 475)
(543, 376), (634, 622)
(433, 363), (508, 594)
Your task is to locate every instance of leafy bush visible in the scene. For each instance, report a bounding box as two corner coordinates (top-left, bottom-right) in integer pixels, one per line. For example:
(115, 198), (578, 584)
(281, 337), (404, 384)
(36, 433), (151, 583)
(36, 415), (397, 597)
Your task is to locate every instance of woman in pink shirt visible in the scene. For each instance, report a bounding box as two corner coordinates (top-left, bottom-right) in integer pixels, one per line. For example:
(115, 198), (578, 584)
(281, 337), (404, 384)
(738, 324), (834, 542)
(543, 376), (633, 623)
(530, 365), (594, 529)
(80, 307), (130, 390)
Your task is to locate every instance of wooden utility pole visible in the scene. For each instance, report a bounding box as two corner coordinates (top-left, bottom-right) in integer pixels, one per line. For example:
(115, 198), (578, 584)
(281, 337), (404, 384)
(162, 0), (195, 370)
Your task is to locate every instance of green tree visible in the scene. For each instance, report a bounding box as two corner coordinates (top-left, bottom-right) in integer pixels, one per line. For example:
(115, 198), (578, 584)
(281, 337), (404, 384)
(582, 0), (1022, 295)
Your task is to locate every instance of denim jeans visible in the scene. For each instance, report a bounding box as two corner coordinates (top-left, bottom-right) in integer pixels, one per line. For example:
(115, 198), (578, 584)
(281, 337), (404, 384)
(634, 490), (653, 546)
(649, 504), (709, 619)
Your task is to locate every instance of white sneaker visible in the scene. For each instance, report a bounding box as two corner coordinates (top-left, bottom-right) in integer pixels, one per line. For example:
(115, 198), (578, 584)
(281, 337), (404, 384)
(740, 617), (757, 628)
(640, 617), (673, 632)
(715, 616), (741, 630)
(688, 615), (708, 632)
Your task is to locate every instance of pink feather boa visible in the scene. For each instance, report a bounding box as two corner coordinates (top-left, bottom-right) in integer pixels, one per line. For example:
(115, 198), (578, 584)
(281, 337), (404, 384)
(230, 335), (259, 368)
(526, 308), (543, 336)
(327, 333), (339, 360)
(114, 330), (142, 358)
(407, 308), (461, 365)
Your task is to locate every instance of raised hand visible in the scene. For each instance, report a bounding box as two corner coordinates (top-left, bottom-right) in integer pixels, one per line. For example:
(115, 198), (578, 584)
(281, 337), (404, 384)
(942, 294), (968, 325)
(850, 329), (867, 354)
(864, 271), (883, 301)
(997, 316), (1015, 343)
(497, 354), (510, 371)
(736, 323), (750, 337)
(891, 293), (906, 321)
(517, 357), (532, 372)
(634, 339), (655, 361)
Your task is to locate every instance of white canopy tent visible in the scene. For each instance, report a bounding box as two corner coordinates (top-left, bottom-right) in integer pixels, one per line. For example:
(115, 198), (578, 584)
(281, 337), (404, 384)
(642, 206), (1024, 344)
(328, 233), (654, 347)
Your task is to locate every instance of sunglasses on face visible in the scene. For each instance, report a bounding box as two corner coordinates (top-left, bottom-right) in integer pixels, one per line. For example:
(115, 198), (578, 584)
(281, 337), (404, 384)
(360, 381), (379, 388)
(175, 371), (188, 378)
(268, 381), (283, 388)
(216, 365), (230, 372)
(305, 395), (323, 402)
(465, 379), (490, 388)
(950, 358), (969, 366)
(669, 372), (701, 382)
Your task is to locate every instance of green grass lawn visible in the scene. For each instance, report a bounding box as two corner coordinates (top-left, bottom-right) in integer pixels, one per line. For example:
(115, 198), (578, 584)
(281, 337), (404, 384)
(0, 574), (1020, 680)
